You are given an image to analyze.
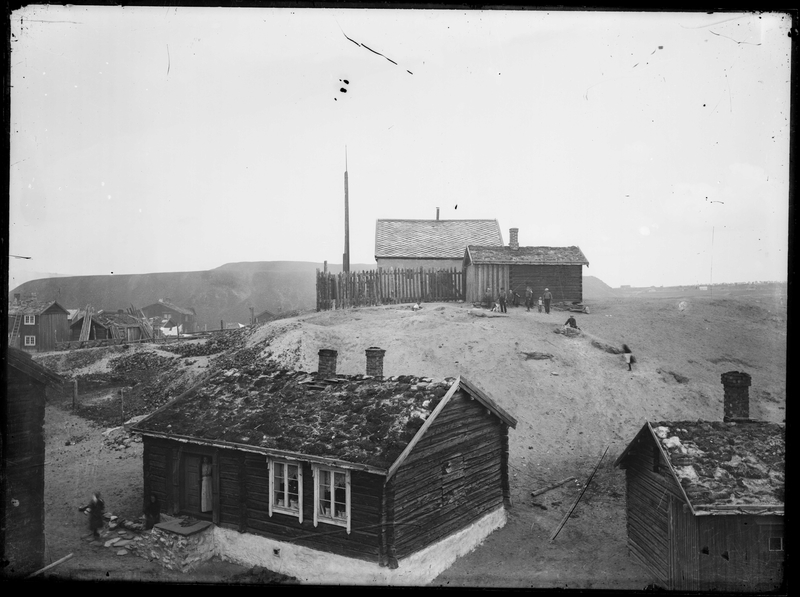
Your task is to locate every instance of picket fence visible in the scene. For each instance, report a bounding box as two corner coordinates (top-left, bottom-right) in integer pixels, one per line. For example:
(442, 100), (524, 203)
(316, 267), (464, 310)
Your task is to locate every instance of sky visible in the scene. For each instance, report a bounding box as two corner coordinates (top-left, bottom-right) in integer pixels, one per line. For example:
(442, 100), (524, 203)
(9, 7), (793, 289)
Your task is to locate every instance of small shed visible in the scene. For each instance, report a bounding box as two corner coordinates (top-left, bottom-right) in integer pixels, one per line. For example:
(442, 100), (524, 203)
(614, 372), (784, 592)
(254, 310), (276, 324)
(463, 228), (589, 304)
(69, 309), (148, 343)
(132, 347), (517, 585)
(7, 295), (70, 352)
(2, 348), (64, 575)
(375, 217), (503, 270)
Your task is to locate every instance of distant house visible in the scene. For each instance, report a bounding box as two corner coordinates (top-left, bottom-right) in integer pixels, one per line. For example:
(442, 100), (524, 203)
(614, 372), (784, 592)
(142, 299), (197, 333)
(254, 310), (276, 324)
(69, 309), (150, 343)
(463, 228), (589, 303)
(133, 347), (517, 585)
(3, 348), (63, 575)
(7, 294), (70, 352)
(375, 217), (503, 270)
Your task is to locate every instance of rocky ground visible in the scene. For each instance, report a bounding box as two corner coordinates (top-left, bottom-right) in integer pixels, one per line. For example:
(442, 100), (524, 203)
(29, 284), (786, 586)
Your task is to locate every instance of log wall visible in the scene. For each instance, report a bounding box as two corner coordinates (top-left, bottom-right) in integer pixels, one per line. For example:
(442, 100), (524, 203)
(509, 265), (583, 303)
(390, 390), (506, 559)
(141, 437), (383, 563)
(2, 368), (46, 574)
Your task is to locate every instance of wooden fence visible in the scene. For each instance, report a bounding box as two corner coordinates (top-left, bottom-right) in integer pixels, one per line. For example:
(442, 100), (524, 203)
(316, 267), (464, 310)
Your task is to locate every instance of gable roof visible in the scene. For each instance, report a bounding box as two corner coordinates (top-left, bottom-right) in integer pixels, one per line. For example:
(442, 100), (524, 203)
(7, 347), (65, 386)
(375, 219), (503, 260)
(465, 245), (589, 266)
(8, 298), (70, 317)
(133, 368), (516, 474)
(615, 420), (784, 515)
(71, 310), (146, 329)
(144, 299), (195, 316)
(255, 310), (276, 321)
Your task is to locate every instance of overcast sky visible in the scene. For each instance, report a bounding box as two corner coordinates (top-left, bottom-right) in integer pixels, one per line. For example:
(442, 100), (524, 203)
(9, 7), (792, 289)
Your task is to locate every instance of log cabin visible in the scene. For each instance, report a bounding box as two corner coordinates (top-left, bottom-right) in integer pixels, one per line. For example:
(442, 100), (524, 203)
(2, 348), (64, 575)
(375, 215), (503, 270)
(463, 228), (589, 304)
(614, 372), (784, 592)
(7, 294), (70, 352)
(141, 299), (198, 333)
(132, 347), (517, 585)
(69, 309), (149, 343)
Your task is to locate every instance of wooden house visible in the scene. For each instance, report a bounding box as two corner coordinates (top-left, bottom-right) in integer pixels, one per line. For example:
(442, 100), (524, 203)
(2, 348), (64, 575)
(375, 217), (503, 271)
(7, 294), (70, 352)
(614, 372), (784, 592)
(142, 299), (197, 333)
(254, 310), (276, 324)
(463, 228), (589, 304)
(132, 347), (517, 585)
(69, 309), (149, 343)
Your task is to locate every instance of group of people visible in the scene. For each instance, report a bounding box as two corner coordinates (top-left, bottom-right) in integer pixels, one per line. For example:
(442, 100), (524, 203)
(483, 284), (553, 314)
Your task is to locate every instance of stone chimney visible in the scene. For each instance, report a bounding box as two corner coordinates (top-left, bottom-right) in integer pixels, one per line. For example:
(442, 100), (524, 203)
(509, 228), (519, 251)
(436, 207), (440, 221)
(365, 347), (386, 377)
(721, 371), (751, 421)
(318, 349), (338, 377)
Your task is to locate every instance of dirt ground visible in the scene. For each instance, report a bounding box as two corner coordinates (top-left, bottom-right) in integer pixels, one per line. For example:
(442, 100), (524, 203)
(29, 284), (786, 587)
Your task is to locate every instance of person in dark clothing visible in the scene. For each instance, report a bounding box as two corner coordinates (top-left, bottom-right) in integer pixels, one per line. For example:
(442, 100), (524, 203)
(144, 494), (161, 530)
(499, 287), (507, 313)
(512, 290), (521, 307)
(564, 315), (579, 329)
(80, 492), (106, 538)
(622, 344), (636, 371)
(525, 284), (534, 312)
(543, 288), (553, 314)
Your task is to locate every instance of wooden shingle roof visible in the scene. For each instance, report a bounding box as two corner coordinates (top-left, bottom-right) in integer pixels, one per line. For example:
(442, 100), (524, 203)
(375, 219), (503, 260)
(615, 420), (784, 515)
(465, 245), (589, 266)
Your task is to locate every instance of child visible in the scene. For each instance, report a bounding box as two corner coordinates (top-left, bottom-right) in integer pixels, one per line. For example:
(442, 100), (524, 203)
(79, 492), (106, 538)
(538, 297), (543, 313)
(622, 344), (636, 371)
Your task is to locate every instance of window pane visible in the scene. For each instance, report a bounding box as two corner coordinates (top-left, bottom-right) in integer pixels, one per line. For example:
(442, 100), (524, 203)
(769, 537), (783, 551)
(274, 463), (285, 506)
(287, 465), (299, 502)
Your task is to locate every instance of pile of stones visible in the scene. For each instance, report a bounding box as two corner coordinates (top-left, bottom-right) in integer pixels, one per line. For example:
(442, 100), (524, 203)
(102, 425), (142, 451)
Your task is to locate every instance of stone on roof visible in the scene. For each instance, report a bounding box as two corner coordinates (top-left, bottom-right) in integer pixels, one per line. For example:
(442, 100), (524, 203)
(375, 219), (504, 260)
(652, 420), (784, 510)
(8, 298), (69, 316)
(465, 245), (589, 266)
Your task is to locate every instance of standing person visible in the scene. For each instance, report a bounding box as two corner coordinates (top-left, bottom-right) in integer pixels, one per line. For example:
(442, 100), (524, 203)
(499, 287), (507, 313)
(80, 492), (106, 538)
(144, 494), (161, 530)
(538, 296), (543, 313)
(543, 288), (553, 314)
(525, 284), (534, 312)
(483, 287), (494, 310)
(201, 456), (213, 513)
(622, 344), (636, 371)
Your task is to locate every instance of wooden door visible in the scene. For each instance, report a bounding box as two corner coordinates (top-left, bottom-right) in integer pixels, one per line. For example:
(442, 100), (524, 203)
(183, 454), (202, 513)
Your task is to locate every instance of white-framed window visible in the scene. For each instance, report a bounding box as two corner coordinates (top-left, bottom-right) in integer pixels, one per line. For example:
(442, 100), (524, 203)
(24, 335), (36, 346)
(269, 459), (303, 522)
(312, 465), (351, 533)
(769, 537), (784, 552)
(24, 315), (35, 325)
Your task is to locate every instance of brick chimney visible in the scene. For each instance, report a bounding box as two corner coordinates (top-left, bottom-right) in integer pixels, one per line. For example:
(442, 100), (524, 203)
(436, 207), (440, 221)
(721, 371), (751, 421)
(318, 349), (338, 377)
(365, 347), (386, 377)
(509, 228), (519, 251)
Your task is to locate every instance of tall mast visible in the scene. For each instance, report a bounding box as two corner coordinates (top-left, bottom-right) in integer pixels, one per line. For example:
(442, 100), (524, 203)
(343, 147), (350, 273)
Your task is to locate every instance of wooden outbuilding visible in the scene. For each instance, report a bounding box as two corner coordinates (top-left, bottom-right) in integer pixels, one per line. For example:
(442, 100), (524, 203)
(69, 309), (149, 343)
(141, 299), (197, 333)
(7, 295), (70, 352)
(132, 348), (517, 585)
(463, 228), (589, 304)
(614, 372), (784, 592)
(375, 217), (503, 270)
(2, 348), (64, 575)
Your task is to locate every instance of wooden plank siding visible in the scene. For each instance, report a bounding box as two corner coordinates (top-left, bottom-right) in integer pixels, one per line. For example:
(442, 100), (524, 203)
(390, 390), (506, 559)
(141, 437), (384, 562)
(464, 263), (510, 304)
(696, 514), (784, 593)
(509, 265), (583, 303)
(2, 369), (47, 574)
(621, 442), (685, 587)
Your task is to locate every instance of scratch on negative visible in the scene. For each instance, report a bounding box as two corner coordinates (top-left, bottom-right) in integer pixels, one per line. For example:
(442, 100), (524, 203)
(167, 44), (170, 75)
(339, 27), (411, 74)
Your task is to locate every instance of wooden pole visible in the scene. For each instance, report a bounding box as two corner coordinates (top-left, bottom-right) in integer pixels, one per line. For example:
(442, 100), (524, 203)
(531, 477), (577, 497)
(26, 553), (74, 578)
(549, 446), (609, 542)
(120, 387), (124, 424)
(72, 379), (78, 409)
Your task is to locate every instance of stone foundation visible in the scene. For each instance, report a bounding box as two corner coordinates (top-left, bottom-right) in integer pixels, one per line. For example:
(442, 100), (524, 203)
(129, 519), (215, 573)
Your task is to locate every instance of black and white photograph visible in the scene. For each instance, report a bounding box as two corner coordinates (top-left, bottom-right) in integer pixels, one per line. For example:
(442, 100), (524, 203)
(4, 5), (790, 590)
